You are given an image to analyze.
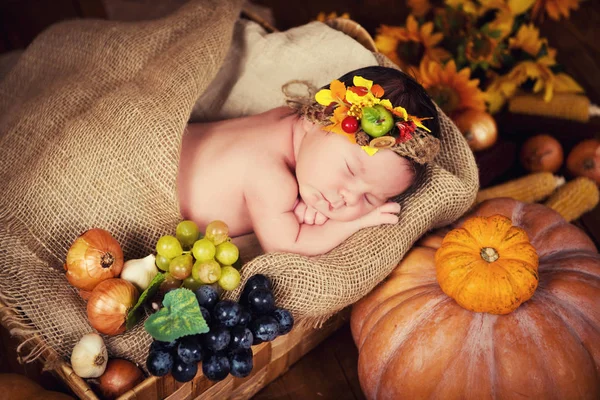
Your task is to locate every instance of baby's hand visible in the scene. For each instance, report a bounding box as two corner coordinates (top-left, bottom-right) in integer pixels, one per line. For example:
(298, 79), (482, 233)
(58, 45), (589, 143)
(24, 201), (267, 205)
(293, 199), (329, 226)
(358, 202), (400, 229)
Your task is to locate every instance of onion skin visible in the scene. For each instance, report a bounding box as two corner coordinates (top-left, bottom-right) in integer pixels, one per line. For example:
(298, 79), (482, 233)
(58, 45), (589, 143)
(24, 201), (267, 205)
(96, 359), (144, 400)
(520, 134), (564, 173)
(453, 110), (498, 152)
(566, 139), (600, 184)
(65, 229), (124, 291)
(87, 279), (138, 335)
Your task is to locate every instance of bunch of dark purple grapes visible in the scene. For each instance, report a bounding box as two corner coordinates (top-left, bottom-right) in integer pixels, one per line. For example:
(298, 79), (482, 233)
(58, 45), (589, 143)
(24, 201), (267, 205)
(146, 274), (294, 382)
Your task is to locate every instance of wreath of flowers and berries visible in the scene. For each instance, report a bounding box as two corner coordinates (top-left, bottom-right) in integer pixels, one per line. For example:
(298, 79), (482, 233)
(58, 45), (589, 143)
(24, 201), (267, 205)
(314, 76), (433, 156)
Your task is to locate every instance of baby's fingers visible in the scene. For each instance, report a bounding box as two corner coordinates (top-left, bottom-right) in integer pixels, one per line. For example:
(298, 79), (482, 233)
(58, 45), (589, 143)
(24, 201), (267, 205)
(379, 202), (401, 214)
(314, 212), (328, 225)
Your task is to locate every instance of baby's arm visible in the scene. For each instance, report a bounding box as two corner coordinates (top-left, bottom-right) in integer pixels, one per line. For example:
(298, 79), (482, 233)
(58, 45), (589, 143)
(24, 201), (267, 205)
(245, 179), (399, 256)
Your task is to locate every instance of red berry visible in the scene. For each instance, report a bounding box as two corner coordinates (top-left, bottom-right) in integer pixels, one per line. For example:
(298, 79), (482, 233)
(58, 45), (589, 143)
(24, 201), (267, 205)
(341, 116), (359, 133)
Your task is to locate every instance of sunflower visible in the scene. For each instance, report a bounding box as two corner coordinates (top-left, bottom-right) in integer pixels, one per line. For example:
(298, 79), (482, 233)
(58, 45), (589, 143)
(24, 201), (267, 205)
(485, 54), (584, 113)
(419, 60), (486, 115)
(532, 0), (582, 21)
(465, 31), (502, 69)
(508, 23), (548, 57)
(478, 0), (537, 39)
(445, 0), (480, 15)
(407, 0), (433, 17)
(375, 15), (450, 76)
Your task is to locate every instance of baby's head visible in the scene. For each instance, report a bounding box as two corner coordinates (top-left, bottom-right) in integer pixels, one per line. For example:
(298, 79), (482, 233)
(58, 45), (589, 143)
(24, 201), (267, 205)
(293, 66), (441, 222)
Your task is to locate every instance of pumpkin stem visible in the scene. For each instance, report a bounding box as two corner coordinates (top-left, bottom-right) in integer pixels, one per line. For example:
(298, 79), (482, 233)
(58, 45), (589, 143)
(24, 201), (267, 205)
(100, 252), (115, 269)
(480, 247), (499, 263)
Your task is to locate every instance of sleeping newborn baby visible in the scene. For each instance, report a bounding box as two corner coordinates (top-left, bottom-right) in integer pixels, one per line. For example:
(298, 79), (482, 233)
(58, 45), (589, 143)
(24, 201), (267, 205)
(177, 66), (441, 256)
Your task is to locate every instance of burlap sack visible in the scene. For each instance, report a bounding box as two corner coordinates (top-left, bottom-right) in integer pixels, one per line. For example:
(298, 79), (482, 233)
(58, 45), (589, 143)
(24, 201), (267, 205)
(0, 0), (478, 370)
(0, 0), (244, 367)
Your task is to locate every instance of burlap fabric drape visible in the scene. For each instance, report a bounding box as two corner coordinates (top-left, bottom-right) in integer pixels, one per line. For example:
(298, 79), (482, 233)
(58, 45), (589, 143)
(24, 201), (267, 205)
(0, 1), (478, 369)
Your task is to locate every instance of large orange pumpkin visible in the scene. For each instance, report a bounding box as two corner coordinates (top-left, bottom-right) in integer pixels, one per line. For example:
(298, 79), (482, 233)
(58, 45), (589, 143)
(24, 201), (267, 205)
(351, 198), (600, 400)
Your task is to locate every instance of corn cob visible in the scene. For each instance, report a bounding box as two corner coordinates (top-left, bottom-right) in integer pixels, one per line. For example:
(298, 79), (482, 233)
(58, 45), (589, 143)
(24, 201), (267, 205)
(508, 93), (592, 123)
(544, 177), (600, 222)
(475, 172), (565, 205)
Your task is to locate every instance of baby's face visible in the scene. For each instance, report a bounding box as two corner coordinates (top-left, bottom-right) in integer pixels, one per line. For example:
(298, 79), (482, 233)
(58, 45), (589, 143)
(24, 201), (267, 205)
(295, 126), (415, 222)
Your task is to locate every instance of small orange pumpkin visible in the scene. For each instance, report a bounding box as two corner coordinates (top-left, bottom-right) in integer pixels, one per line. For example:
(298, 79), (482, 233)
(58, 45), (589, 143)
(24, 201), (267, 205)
(566, 139), (600, 184)
(435, 214), (539, 314)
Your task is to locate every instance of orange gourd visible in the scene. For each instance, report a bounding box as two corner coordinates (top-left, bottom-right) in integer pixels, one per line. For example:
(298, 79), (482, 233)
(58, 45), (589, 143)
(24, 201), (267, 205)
(566, 139), (600, 184)
(435, 214), (539, 314)
(351, 198), (600, 400)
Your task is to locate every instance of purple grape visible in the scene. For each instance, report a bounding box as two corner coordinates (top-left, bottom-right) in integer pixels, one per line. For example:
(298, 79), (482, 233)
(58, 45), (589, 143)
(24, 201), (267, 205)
(202, 326), (231, 352)
(240, 274), (272, 304)
(194, 285), (219, 311)
(249, 315), (279, 342)
(200, 306), (211, 326)
(237, 309), (252, 327)
(202, 352), (231, 382)
(146, 349), (173, 377)
(171, 358), (198, 382)
(229, 326), (253, 350)
(229, 348), (253, 378)
(213, 300), (242, 328)
(176, 336), (204, 364)
(272, 308), (294, 335)
(247, 288), (275, 315)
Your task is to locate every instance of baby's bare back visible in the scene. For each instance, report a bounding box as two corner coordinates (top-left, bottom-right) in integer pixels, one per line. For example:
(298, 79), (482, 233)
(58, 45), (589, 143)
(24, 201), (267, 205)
(178, 108), (299, 237)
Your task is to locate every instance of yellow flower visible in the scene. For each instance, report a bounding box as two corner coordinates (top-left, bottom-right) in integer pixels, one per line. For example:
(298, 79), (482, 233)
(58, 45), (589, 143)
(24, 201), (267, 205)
(316, 11), (350, 22)
(445, 0), (480, 15)
(478, 0), (537, 39)
(509, 23), (547, 57)
(407, 0), (432, 17)
(315, 80), (348, 107)
(419, 60), (486, 115)
(375, 15), (450, 76)
(465, 31), (501, 68)
(485, 56), (584, 113)
(532, 0), (581, 21)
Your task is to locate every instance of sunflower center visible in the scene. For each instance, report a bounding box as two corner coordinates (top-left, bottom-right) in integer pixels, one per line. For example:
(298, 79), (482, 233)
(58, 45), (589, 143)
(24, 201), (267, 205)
(396, 40), (425, 67)
(466, 35), (494, 63)
(427, 85), (460, 115)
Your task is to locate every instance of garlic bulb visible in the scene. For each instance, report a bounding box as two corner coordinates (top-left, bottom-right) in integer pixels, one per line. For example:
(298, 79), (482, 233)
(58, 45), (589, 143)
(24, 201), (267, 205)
(120, 254), (158, 291)
(71, 333), (108, 378)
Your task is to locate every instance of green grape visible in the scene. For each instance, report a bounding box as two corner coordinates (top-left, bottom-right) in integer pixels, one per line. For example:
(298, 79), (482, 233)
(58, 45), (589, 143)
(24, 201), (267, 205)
(160, 273), (182, 292)
(218, 266), (241, 291)
(156, 235), (183, 259)
(169, 254), (194, 280)
(155, 254), (172, 272)
(215, 241), (239, 266)
(192, 259), (221, 284)
(176, 220), (200, 250)
(205, 220), (229, 245)
(182, 276), (203, 291)
(192, 238), (216, 262)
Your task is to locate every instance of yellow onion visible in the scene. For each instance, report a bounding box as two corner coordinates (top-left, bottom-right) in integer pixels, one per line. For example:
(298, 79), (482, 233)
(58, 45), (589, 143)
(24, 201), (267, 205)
(87, 279), (139, 335)
(453, 109), (498, 152)
(95, 359), (144, 399)
(65, 228), (124, 291)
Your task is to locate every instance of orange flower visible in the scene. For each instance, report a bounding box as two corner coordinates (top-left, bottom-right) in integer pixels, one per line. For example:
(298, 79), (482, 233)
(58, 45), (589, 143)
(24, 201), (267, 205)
(375, 15), (450, 76)
(407, 0), (432, 17)
(532, 0), (581, 21)
(315, 80), (348, 107)
(419, 60), (486, 115)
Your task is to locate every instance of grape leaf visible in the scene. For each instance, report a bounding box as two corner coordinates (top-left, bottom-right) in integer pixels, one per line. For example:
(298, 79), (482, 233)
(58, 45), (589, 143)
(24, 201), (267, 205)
(126, 272), (165, 330)
(144, 288), (209, 342)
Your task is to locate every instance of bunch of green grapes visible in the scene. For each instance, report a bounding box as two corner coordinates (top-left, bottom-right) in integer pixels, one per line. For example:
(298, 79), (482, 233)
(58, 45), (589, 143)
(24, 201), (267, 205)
(155, 220), (241, 292)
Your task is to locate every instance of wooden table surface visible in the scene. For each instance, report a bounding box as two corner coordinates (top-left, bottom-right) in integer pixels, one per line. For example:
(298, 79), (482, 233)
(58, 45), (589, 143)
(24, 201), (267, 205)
(1, 1), (599, 399)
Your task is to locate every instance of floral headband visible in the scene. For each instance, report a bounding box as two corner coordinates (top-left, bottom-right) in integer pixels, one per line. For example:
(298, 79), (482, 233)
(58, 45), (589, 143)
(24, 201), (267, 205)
(311, 76), (441, 164)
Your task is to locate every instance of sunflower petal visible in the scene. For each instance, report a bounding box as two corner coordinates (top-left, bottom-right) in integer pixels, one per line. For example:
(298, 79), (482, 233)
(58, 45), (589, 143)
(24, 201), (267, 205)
(553, 73), (584, 93)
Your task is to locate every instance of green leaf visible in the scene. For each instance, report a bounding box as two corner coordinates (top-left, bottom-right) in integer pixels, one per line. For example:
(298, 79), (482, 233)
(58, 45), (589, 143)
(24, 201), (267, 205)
(126, 272), (166, 330)
(362, 107), (379, 124)
(144, 288), (209, 342)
